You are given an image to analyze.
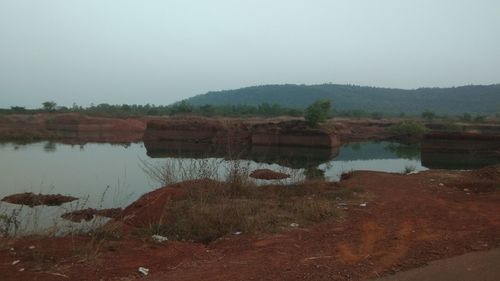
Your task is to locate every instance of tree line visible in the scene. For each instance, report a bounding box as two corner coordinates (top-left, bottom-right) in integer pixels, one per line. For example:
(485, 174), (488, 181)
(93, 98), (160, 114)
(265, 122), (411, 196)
(1, 100), (496, 124)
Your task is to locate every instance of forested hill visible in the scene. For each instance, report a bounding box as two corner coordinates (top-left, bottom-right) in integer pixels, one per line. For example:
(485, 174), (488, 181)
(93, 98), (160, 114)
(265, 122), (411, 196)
(183, 84), (500, 115)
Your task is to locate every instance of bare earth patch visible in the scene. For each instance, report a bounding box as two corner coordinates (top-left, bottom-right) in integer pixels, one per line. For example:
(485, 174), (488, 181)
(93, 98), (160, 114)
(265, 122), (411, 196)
(249, 169), (290, 180)
(1, 193), (78, 207)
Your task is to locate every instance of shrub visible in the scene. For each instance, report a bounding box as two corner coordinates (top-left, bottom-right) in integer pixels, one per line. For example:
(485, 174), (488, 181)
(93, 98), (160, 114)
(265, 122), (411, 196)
(305, 100), (331, 127)
(389, 121), (428, 138)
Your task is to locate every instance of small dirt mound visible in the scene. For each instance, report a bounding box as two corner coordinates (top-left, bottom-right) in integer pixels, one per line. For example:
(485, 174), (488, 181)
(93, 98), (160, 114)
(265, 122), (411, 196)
(1, 192), (78, 207)
(454, 164), (500, 193)
(249, 169), (290, 180)
(61, 208), (122, 223)
(121, 179), (222, 227)
(470, 164), (500, 181)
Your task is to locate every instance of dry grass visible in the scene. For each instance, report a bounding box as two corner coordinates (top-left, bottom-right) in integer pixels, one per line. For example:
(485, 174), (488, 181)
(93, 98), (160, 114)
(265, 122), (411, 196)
(0, 209), (21, 237)
(139, 178), (361, 244)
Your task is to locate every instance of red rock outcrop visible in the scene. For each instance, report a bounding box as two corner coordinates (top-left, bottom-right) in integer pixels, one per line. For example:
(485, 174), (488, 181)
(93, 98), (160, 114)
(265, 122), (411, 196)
(46, 113), (147, 143)
(332, 119), (397, 142)
(0, 113), (147, 143)
(144, 118), (340, 151)
(251, 120), (340, 147)
(143, 117), (251, 146)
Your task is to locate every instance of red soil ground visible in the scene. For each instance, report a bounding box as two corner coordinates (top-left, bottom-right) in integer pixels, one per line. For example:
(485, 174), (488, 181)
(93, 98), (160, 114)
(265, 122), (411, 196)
(1, 168), (499, 281)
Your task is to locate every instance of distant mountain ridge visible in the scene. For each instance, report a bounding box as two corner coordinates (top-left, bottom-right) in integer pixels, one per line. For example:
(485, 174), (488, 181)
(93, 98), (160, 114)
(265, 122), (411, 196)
(183, 84), (500, 115)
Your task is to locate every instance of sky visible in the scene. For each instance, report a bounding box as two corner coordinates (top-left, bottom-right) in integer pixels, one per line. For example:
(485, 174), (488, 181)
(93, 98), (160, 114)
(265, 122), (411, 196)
(0, 0), (499, 108)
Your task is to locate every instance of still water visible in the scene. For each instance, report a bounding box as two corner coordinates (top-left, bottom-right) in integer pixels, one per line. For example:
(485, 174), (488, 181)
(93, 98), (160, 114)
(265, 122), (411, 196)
(0, 141), (424, 234)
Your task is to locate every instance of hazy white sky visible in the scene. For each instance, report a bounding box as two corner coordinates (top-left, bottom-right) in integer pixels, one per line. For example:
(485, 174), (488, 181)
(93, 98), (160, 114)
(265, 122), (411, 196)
(1, 0), (499, 108)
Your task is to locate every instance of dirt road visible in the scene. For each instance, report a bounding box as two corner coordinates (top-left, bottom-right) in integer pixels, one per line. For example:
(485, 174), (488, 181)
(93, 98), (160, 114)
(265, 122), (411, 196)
(372, 248), (500, 281)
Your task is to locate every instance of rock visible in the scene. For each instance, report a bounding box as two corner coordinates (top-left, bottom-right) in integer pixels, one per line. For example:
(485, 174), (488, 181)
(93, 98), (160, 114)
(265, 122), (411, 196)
(251, 120), (340, 148)
(249, 169), (290, 180)
(144, 117), (251, 146)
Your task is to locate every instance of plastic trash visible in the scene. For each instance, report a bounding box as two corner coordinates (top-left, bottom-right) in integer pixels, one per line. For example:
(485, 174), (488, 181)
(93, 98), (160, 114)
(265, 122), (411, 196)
(151, 235), (168, 243)
(138, 267), (149, 276)
(12, 260), (20, 265)
(290, 223), (299, 228)
(359, 203), (367, 207)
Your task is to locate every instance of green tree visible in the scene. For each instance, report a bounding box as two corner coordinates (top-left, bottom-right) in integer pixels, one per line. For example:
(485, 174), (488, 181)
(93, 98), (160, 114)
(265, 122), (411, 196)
(389, 121), (428, 138)
(421, 110), (436, 121)
(10, 106), (26, 113)
(42, 101), (57, 112)
(170, 101), (193, 115)
(304, 100), (331, 127)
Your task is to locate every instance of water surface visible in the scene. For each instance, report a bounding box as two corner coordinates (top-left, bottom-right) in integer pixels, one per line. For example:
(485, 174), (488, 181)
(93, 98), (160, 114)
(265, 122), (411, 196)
(0, 141), (424, 234)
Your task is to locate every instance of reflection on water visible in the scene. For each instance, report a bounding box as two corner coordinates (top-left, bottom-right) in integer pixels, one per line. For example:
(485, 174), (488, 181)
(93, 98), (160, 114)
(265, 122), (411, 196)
(421, 138), (500, 169)
(1, 139), (499, 234)
(144, 140), (340, 169)
(0, 140), (429, 203)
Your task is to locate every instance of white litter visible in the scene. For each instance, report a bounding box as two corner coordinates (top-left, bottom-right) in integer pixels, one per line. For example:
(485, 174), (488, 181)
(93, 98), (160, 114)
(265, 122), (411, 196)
(151, 235), (168, 243)
(290, 223), (299, 228)
(359, 203), (367, 207)
(12, 260), (20, 265)
(138, 267), (149, 276)
(28, 245), (35, 250)
(233, 231), (242, 235)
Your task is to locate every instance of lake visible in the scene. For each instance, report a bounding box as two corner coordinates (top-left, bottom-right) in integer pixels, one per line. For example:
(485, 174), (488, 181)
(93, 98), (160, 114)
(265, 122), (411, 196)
(0, 140), (433, 235)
